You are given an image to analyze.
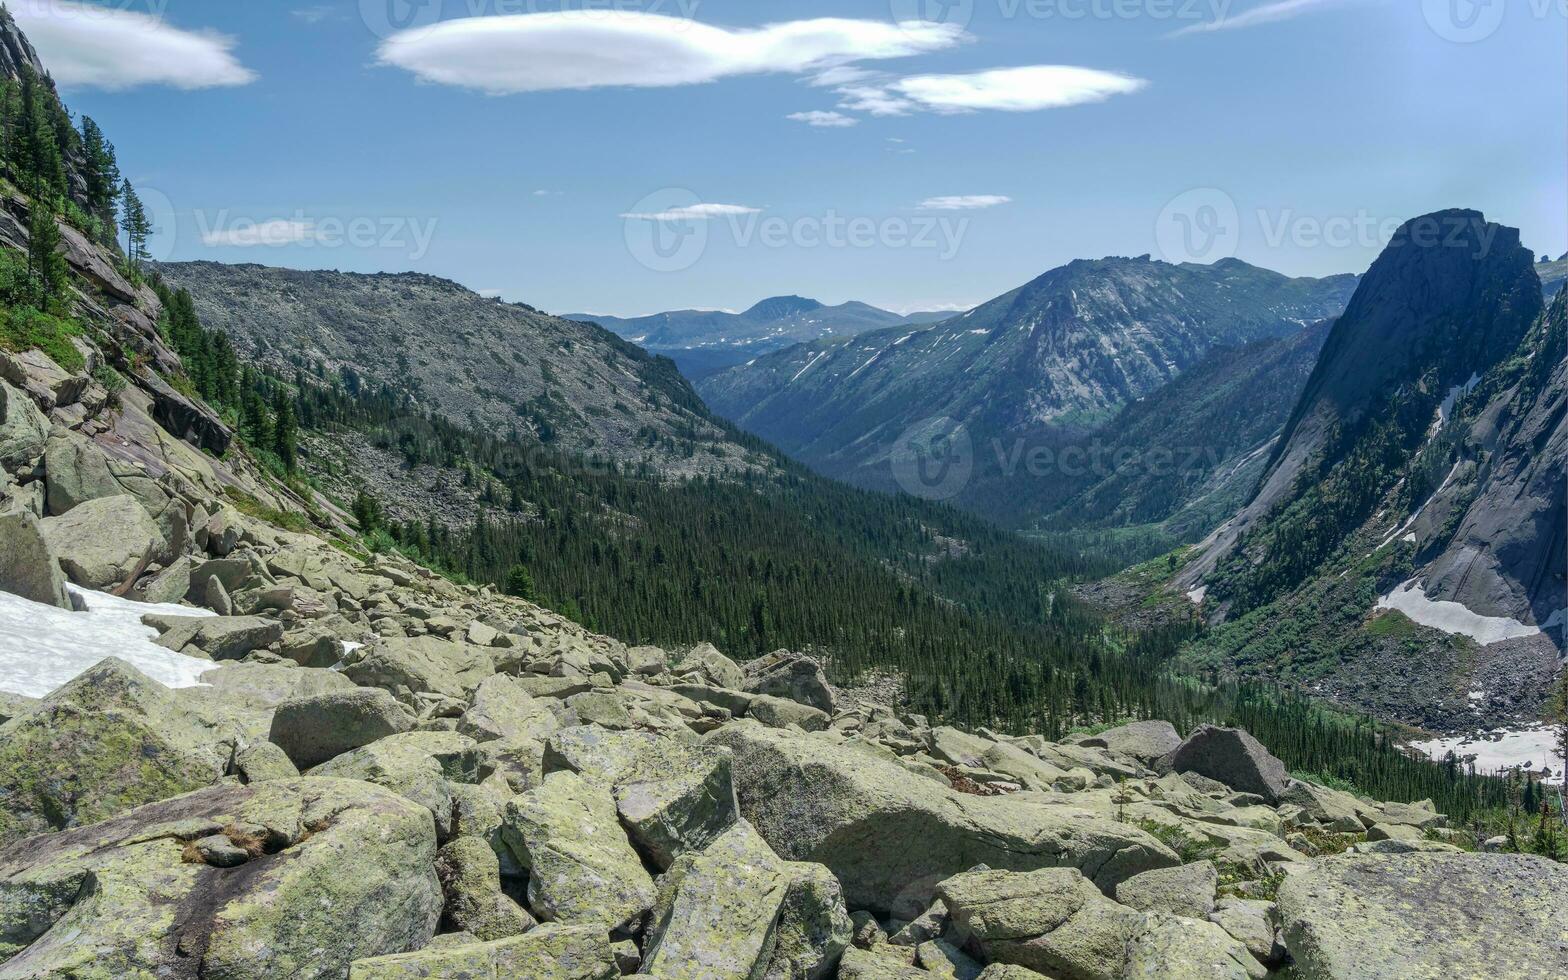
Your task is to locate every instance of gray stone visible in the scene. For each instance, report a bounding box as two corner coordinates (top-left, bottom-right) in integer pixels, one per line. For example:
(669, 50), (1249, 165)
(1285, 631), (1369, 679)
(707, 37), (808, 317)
(39, 495), (164, 589)
(743, 650), (837, 714)
(501, 770), (655, 932)
(0, 380), (47, 470)
(685, 641), (747, 689)
(1114, 860), (1218, 918)
(749, 693), (832, 732)
(0, 509), (69, 608)
(766, 860), (853, 980)
(1122, 913), (1266, 979)
(268, 687), (417, 769)
(346, 925), (617, 980)
(230, 738), (301, 783)
(709, 723), (1178, 918)
(1166, 726), (1290, 802)
(1074, 720), (1181, 762)
(312, 731), (475, 840)
(435, 835), (536, 941)
(344, 635), (496, 704)
(154, 614), (282, 660)
(1276, 852), (1568, 979)
(0, 778), (443, 977)
(139, 555), (191, 605)
(615, 739), (739, 870)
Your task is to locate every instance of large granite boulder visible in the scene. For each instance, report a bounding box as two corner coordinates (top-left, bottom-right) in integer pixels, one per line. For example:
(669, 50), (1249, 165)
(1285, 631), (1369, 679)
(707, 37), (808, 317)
(0, 778), (442, 977)
(0, 658), (226, 845)
(311, 731), (476, 840)
(708, 723), (1178, 917)
(39, 494), (164, 589)
(1074, 720), (1181, 763)
(344, 635), (496, 704)
(0, 379), (47, 471)
(642, 820), (790, 979)
(500, 771), (655, 933)
(683, 641), (747, 689)
(0, 510), (69, 608)
(743, 650), (837, 714)
(1165, 726), (1290, 802)
(434, 835), (536, 941)
(1122, 913), (1266, 979)
(1276, 852), (1568, 978)
(1114, 860), (1217, 918)
(347, 925), (617, 980)
(154, 613), (283, 660)
(615, 739), (738, 870)
(769, 860), (853, 980)
(269, 687), (418, 769)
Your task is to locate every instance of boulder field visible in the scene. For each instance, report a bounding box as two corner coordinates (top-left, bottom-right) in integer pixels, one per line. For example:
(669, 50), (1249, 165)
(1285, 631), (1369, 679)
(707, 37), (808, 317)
(2, 416), (1566, 977)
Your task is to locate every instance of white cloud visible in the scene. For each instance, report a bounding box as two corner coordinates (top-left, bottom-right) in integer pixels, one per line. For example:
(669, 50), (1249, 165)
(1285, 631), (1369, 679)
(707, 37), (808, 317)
(890, 66), (1146, 113)
(787, 110), (859, 128)
(376, 11), (964, 94)
(10, 1), (256, 90)
(1169, 0), (1358, 37)
(292, 6), (337, 25)
(620, 203), (761, 222)
(919, 195), (1012, 210)
(202, 220), (321, 247)
(533, 189), (562, 197)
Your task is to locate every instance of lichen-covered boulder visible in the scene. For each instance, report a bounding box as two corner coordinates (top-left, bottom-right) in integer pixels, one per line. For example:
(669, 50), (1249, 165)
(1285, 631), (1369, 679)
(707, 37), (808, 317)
(615, 740), (738, 870)
(347, 925), (617, 980)
(1276, 852), (1568, 978)
(0, 778), (442, 977)
(643, 820), (790, 979)
(766, 861), (853, 980)
(1114, 861), (1217, 918)
(231, 738), (300, 783)
(343, 635), (495, 704)
(435, 835), (536, 941)
(457, 673), (562, 743)
(178, 661), (357, 741)
(837, 947), (931, 979)
(936, 867), (1140, 979)
(269, 687), (418, 769)
(1165, 727), (1289, 803)
(154, 614), (283, 661)
(1073, 721), (1181, 763)
(743, 651), (837, 714)
(500, 771), (654, 932)
(0, 510), (69, 608)
(0, 379), (47, 470)
(542, 725), (659, 785)
(39, 495), (164, 589)
(1122, 913), (1266, 979)
(0, 658), (226, 846)
(749, 694), (831, 732)
(311, 731), (475, 840)
(683, 641), (747, 689)
(708, 723), (1178, 917)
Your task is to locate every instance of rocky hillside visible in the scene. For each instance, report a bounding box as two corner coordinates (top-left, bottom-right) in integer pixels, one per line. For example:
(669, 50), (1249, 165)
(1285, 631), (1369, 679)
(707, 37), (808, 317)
(4, 455), (1563, 977)
(1173, 211), (1566, 732)
(698, 257), (1357, 526)
(157, 262), (761, 478)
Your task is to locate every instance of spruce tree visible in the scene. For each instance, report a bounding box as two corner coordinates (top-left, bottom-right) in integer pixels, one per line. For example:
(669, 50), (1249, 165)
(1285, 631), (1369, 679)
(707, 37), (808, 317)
(272, 387), (298, 471)
(120, 180), (148, 264)
(26, 204), (67, 303)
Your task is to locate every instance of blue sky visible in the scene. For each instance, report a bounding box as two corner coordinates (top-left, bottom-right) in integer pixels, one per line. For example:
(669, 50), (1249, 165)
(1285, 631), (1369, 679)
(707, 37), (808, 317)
(25, 0), (1567, 316)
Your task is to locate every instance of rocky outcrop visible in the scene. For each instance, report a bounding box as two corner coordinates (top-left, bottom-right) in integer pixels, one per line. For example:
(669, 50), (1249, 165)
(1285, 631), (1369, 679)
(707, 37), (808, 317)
(709, 723), (1180, 917)
(269, 688), (418, 770)
(1164, 726), (1291, 802)
(0, 778), (443, 977)
(1277, 852), (1568, 978)
(0, 510), (69, 608)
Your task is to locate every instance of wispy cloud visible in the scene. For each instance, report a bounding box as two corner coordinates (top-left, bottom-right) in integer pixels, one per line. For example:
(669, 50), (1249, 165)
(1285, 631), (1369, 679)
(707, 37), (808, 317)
(378, 12), (964, 95)
(202, 220), (321, 247)
(918, 195), (1012, 210)
(1169, 0), (1359, 37)
(292, 6), (337, 25)
(836, 65), (1145, 117)
(787, 110), (859, 128)
(10, 0), (256, 90)
(620, 203), (761, 222)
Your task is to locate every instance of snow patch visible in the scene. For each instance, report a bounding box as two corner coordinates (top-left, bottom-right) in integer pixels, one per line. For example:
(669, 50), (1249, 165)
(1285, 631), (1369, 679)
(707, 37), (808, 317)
(1411, 727), (1564, 784)
(0, 586), (216, 699)
(1376, 580), (1540, 646)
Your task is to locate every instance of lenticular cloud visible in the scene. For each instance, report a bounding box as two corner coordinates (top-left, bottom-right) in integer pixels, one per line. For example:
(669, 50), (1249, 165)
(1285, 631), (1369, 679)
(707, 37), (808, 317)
(376, 12), (965, 94)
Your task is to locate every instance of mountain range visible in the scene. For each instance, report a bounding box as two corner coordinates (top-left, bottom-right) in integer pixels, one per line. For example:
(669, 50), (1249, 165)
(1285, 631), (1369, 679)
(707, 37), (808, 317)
(564, 296), (950, 379)
(698, 256), (1360, 534)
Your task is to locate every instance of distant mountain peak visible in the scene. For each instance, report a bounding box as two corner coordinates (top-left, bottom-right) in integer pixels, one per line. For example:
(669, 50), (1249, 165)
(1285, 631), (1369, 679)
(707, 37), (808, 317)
(742, 296), (824, 321)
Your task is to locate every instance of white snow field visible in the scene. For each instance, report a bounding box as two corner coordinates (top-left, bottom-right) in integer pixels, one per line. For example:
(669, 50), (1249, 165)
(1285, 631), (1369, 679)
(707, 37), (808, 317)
(0, 585), (214, 699)
(1376, 579), (1540, 646)
(1411, 727), (1565, 784)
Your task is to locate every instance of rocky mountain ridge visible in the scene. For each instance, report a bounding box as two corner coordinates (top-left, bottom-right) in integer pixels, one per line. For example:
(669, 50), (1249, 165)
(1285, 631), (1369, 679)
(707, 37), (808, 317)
(157, 261), (763, 479)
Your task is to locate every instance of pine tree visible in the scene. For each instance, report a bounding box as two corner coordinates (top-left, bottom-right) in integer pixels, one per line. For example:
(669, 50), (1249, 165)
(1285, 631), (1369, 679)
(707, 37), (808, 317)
(120, 180), (149, 264)
(79, 116), (120, 232)
(272, 387), (298, 471)
(17, 68), (65, 201)
(504, 564), (536, 600)
(26, 204), (67, 302)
